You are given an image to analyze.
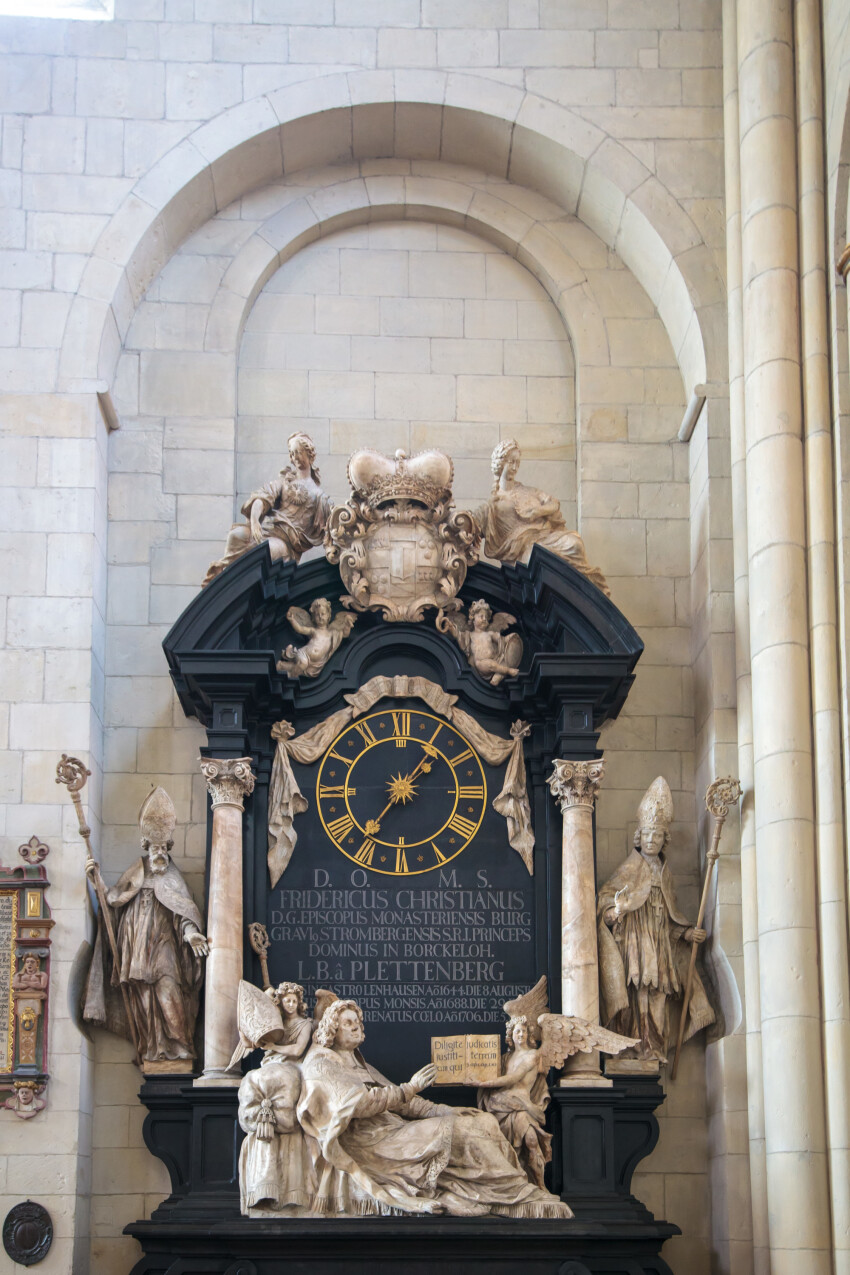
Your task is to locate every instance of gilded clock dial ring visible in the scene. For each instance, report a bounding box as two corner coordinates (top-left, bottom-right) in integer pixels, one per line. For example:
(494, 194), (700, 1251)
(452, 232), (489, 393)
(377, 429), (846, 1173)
(316, 708), (487, 876)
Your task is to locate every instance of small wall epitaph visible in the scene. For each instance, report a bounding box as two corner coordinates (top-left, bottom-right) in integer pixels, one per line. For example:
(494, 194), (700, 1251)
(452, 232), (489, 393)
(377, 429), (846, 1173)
(2, 1200), (53, 1266)
(0, 892), (16, 1073)
(0, 840), (53, 1116)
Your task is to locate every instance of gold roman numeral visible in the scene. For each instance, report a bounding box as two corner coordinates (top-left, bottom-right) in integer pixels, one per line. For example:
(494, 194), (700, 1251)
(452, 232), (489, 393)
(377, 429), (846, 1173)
(449, 748), (473, 768)
(395, 847), (409, 873)
(329, 750), (352, 767)
(354, 721), (377, 746)
(458, 786), (483, 799)
(432, 842), (447, 864)
(319, 785), (350, 799)
(354, 839), (374, 866)
(448, 813), (477, 838)
(327, 814), (354, 840)
(392, 711), (411, 741)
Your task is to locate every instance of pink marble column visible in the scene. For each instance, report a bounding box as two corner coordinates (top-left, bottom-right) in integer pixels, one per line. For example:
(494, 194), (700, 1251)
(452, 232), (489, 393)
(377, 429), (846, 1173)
(547, 758), (608, 1087)
(196, 757), (255, 1087)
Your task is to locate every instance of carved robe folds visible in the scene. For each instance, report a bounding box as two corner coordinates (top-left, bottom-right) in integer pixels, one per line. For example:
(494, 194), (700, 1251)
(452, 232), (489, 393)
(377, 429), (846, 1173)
(297, 1046), (569, 1218)
(83, 859), (204, 1062)
(597, 852), (714, 1062)
(238, 1062), (316, 1214)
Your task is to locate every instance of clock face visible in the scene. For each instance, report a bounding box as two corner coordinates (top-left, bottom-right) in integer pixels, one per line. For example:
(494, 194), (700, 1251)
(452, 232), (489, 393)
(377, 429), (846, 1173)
(316, 707), (487, 876)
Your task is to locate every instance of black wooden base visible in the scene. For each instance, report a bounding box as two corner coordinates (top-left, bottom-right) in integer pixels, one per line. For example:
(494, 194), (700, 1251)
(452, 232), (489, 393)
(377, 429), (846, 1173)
(127, 1216), (677, 1275)
(125, 1075), (678, 1275)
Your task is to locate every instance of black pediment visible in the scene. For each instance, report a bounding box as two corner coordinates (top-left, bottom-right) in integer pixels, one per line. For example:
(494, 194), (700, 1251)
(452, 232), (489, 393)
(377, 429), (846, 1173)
(163, 543), (642, 758)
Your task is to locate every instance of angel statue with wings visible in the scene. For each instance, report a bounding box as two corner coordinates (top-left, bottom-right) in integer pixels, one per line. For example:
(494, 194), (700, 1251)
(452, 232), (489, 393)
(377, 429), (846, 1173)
(276, 598), (357, 679)
(476, 978), (637, 1188)
(436, 599), (523, 685)
(233, 980), (338, 1216)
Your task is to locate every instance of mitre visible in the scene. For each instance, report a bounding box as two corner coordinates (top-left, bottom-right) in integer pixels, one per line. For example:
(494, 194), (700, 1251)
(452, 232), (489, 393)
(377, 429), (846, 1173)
(237, 979), (286, 1050)
(636, 776), (673, 831)
(138, 786), (177, 845)
(347, 448), (453, 508)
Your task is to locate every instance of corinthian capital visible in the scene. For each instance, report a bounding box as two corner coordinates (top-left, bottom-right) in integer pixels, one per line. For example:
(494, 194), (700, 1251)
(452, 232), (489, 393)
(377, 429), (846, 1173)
(547, 758), (605, 811)
(200, 757), (255, 810)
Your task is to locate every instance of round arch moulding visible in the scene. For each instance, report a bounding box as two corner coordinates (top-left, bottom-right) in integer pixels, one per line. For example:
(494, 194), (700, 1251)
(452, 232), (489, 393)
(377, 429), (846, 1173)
(58, 71), (717, 397)
(194, 167), (614, 381)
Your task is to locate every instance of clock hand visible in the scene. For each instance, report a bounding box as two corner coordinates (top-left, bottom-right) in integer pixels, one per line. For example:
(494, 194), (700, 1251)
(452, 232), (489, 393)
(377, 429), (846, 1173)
(364, 743), (441, 835)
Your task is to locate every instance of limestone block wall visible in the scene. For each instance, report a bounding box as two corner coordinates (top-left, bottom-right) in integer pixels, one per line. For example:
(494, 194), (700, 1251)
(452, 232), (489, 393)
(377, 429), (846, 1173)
(235, 219), (577, 514)
(0, 1), (734, 1271)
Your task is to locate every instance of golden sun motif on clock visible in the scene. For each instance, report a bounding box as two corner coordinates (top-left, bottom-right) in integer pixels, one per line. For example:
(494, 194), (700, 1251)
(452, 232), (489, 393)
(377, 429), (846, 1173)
(316, 708), (487, 876)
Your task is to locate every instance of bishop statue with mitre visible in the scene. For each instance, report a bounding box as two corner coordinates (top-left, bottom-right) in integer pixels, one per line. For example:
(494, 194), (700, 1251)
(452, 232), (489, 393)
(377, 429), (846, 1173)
(82, 787), (209, 1067)
(597, 776), (715, 1063)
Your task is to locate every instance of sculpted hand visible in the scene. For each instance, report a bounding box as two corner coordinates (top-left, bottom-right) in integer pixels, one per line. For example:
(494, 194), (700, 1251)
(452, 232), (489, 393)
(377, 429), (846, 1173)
(685, 926), (707, 945)
(613, 885), (631, 919)
(84, 856), (98, 881)
(187, 931), (210, 957)
(408, 1063), (438, 1093)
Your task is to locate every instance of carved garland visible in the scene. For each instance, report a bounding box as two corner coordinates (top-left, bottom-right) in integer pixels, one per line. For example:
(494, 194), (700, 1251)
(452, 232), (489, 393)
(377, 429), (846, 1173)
(267, 674), (534, 886)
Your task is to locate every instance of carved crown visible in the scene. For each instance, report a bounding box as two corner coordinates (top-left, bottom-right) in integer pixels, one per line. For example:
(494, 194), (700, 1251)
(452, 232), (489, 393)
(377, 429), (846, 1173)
(347, 448), (453, 509)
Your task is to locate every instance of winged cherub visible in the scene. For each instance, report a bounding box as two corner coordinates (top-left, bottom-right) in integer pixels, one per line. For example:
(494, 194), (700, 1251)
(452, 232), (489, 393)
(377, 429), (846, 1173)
(476, 977), (637, 1188)
(436, 599), (523, 686)
(276, 598), (357, 678)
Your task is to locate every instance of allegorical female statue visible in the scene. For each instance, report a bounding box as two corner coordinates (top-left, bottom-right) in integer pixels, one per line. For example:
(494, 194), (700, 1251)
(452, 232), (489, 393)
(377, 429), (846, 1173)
(477, 439), (609, 594)
(597, 777), (715, 1063)
(234, 980), (318, 1216)
(203, 431), (332, 587)
(297, 999), (571, 1218)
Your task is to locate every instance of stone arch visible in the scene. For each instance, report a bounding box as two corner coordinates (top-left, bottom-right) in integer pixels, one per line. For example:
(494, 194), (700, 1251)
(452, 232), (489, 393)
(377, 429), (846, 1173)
(59, 71), (717, 398)
(195, 169), (610, 387)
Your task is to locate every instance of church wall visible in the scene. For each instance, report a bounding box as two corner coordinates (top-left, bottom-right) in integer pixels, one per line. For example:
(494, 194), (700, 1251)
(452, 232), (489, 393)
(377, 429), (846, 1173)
(0, 1), (730, 1271)
(235, 219), (577, 515)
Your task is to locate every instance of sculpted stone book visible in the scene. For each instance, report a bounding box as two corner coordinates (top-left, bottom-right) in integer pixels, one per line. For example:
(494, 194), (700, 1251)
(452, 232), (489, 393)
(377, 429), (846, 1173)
(431, 1033), (501, 1084)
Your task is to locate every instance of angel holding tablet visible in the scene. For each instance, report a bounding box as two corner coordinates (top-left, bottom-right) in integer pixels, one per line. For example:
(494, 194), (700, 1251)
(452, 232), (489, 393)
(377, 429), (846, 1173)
(476, 978), (636, 1188)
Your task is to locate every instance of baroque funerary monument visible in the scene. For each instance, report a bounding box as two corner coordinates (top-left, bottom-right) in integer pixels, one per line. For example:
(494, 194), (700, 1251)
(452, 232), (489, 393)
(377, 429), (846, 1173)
(1, 0), (850, 1271)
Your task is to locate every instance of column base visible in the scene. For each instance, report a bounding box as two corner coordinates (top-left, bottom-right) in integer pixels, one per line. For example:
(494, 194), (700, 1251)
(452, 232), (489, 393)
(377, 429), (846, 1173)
(559, 1073), (612, 1088)
(193, 1071), (241, 1088)
(142, 1060), (195, 1076)
(605, 1057), (660, 1077)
